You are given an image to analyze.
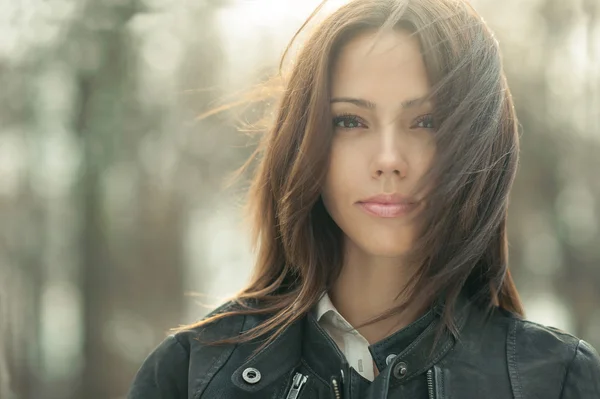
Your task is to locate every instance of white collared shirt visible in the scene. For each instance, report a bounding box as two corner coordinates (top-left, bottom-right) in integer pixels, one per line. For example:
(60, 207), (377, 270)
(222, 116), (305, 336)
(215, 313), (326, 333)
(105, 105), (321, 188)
(313, 291), (376, 381)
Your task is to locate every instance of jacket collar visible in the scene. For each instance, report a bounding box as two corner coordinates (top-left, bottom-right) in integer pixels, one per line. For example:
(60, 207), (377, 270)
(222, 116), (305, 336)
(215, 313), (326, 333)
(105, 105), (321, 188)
(231, 292), (472, 393)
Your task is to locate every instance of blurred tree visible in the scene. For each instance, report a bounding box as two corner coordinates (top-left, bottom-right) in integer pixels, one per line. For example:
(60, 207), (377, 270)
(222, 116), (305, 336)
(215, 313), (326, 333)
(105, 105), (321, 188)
(69, 1), (147, 397)
(501, 0), (600, 348)
(67, 0), (229, 397)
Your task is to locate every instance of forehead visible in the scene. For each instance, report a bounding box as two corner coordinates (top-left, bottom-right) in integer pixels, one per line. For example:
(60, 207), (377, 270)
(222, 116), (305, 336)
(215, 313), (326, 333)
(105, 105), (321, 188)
(330, 29), (430, 102)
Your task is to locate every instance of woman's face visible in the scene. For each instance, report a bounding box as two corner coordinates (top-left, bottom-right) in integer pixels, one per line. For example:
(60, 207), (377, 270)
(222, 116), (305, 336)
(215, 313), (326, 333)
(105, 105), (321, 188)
(322, 29), (436, 258)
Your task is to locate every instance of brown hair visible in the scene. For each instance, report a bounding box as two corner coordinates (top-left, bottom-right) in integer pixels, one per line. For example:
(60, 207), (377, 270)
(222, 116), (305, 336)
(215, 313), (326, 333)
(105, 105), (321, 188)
(176, 0), (524, 353)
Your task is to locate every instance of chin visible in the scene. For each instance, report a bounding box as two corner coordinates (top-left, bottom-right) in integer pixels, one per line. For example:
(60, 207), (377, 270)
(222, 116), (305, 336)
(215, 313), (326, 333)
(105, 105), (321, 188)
(356, 237), (411, 258)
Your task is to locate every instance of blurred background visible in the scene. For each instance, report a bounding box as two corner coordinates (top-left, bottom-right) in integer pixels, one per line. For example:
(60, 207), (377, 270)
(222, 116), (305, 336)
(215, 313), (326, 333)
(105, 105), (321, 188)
(1, 0), (599, 398)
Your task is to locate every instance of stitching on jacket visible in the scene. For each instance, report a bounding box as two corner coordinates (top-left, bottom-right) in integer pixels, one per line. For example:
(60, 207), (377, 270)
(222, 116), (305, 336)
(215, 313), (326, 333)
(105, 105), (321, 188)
(375, 365), (392, 397)
(395, 321), (438, 361)
(196, 333), (232, 387)
(431, 365), (446, 399)
(235, 318), (287, 365)
(376, 310), (435, 347)
(198, 342), (237, 393)
(558, 339), (582, 398)
(311, 315), (346, 360)
(165, 335), (191, 397)
(351, 369), (360, 398)
(192, 314), (245, 399)
(373, 318), (437, 371)
(370, 308), (436, 366)
(439, 365), (445, 399)
(507, 318), (523, 399)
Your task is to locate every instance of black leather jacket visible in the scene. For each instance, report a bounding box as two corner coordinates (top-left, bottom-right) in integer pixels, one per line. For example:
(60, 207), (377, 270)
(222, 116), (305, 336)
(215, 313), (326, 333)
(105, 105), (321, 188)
(127, 295), (600, 398)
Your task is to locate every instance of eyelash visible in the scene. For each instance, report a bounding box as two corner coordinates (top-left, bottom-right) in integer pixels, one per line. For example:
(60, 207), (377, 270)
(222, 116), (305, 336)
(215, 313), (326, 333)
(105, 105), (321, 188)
(332, 113), (436, 130)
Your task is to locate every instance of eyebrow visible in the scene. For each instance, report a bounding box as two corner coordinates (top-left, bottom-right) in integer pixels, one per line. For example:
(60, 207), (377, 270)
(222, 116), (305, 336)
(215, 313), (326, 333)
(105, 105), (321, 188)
(330, 96), (430, 110)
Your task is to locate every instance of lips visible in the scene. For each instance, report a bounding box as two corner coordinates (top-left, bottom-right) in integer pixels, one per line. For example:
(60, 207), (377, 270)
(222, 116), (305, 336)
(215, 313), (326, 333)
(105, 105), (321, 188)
(357, 202), (418, 218)
(356, 193), (419, 218)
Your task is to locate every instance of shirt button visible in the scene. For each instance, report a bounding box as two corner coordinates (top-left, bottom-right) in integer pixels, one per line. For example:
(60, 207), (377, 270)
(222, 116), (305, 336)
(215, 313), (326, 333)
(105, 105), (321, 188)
(385, 354), (397, 366)
(242, 367), (261, 384)
(393, 361), (408, 379)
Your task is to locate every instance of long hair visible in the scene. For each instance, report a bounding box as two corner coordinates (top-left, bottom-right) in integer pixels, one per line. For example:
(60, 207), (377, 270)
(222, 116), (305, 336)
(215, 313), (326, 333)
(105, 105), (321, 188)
(176, 0), (524, 353)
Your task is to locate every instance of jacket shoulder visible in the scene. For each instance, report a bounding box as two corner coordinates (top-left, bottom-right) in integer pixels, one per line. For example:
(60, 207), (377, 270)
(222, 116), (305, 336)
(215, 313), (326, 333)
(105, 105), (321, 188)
(508, 316), (600, 398)
(127, 300), (247, 399)
(173, 300), (247, 347)
(512, 317), (580, 359)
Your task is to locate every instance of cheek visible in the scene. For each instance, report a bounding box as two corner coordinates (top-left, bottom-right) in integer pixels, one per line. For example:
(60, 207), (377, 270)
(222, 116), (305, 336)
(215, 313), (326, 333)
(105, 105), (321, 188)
(323, 141), (361, 198)
(412, 138), (436, 179)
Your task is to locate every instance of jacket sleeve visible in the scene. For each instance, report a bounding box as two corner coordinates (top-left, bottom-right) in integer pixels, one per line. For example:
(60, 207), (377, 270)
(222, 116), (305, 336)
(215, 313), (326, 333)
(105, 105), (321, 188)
(560, 339), (600, 399)
(127, 335), (189, 399)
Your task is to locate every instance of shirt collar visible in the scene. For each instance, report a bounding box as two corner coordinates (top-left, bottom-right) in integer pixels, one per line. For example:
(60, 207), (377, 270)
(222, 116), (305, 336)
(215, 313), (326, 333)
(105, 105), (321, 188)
(314, 290), (340, 322)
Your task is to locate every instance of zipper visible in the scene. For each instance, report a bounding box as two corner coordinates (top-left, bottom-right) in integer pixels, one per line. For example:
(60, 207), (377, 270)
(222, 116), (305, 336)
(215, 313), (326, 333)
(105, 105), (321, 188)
(426, 368), (435, 399)
(285, 372), (308, 399)
(330, 360), (347, 399)
(330, 376), (342, 399)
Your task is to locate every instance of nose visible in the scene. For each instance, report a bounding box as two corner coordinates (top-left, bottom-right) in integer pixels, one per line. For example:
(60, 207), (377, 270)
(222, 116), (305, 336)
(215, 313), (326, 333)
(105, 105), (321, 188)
(371, 127), (408, 180)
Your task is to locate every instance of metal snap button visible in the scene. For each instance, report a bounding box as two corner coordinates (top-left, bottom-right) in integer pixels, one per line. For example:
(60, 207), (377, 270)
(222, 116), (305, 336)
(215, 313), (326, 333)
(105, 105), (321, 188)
(385, 354), (397, 366)
(392, 361), (408, 379)
(242, 367), (261, 384)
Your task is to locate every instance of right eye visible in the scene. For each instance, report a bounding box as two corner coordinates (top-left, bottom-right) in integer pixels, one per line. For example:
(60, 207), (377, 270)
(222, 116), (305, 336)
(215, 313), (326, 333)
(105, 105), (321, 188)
(332, 114), (367, 129)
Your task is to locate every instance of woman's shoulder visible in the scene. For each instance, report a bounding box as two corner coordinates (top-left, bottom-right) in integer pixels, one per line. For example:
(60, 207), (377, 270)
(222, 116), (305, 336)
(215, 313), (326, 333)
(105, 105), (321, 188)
(508, 314), (597, 362)
(511, 315), (583, 354)
(173, 299), (250, 347)
(127, 300), (251, 399)
(497, 310), (600, 397)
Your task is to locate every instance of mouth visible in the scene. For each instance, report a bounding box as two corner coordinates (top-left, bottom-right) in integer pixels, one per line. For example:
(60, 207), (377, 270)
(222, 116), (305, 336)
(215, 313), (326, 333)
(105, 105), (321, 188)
(356, 193), (419, 218)
(356, 202), (419, 218)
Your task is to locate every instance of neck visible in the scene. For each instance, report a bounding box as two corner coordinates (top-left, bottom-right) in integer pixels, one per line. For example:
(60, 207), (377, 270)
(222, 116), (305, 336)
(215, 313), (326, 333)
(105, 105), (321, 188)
(329, 241), (428, 345)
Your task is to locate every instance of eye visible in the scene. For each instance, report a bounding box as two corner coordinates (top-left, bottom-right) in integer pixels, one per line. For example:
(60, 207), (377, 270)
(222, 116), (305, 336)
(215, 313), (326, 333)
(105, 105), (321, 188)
(412, 114), (436, 129)
(332, 114), (367, 129)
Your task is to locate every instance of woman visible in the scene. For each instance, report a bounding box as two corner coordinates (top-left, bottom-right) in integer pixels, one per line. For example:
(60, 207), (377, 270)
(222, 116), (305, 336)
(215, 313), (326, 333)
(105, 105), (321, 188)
(128, 0), (600, 398)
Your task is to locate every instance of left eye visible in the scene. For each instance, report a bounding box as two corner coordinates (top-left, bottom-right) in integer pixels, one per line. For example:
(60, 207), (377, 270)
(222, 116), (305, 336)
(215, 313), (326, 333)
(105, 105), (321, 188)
(413, 114), (436, 129)
(332, 115), (366, 129)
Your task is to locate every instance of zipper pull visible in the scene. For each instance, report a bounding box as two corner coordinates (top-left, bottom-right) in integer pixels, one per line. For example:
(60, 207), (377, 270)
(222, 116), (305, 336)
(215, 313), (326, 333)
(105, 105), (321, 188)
(285, 372), (308, 399)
